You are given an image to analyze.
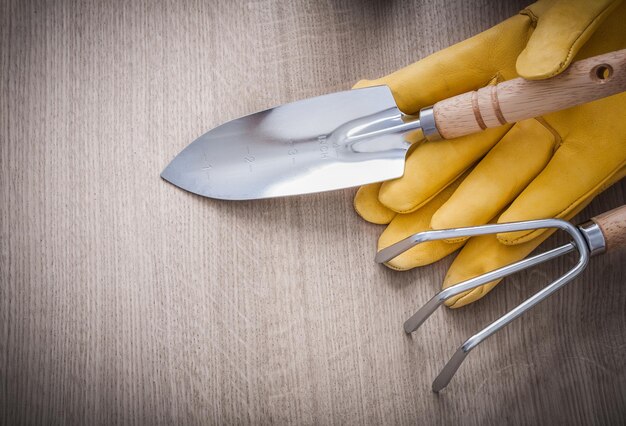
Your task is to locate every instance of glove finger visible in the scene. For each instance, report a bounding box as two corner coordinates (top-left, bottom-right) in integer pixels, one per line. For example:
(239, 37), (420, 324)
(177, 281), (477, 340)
(431, 119), (557, 235)
(516, 0), (621, 79)
(443, 190), (602, 308)
(378, 126), (511, 214)
(354, 183), (396, 225)
(497, 85), (626, 244)
(379, 173), (467, 270)
(498, 165), (626, 245)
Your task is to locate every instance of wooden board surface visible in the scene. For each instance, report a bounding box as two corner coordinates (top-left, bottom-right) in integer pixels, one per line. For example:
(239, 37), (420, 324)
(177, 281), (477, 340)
(1, 0), (625, 424)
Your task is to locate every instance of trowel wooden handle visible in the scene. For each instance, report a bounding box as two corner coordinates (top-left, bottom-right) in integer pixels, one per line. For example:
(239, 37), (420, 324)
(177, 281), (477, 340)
(592, 205), (626, 253)
(428, 49), (626, 140)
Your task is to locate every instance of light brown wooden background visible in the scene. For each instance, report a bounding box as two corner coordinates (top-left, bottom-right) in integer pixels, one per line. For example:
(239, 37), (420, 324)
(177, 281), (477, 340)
(1, 0), (625, 424)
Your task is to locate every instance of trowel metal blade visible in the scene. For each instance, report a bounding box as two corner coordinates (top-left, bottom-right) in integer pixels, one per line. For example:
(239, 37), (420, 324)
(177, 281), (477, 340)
(161, 85), (411, 200)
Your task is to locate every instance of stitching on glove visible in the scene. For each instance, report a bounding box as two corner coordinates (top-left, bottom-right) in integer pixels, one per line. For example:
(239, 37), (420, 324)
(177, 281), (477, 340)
(534, 117), (562, 151)
(441, 236), (469, 244)
(383, 262), (410, 272)
(447, 290), (477, 308)
(519, 8), (539, 27)
(447, 283), (492, 309)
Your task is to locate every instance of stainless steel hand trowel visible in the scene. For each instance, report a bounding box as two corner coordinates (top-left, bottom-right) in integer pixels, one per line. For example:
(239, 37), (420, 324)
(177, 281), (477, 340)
(162, 50), (626, 200)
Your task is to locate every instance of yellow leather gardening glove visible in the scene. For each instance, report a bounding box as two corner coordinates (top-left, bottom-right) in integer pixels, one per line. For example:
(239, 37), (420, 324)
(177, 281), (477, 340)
(354, 0), (626, 307)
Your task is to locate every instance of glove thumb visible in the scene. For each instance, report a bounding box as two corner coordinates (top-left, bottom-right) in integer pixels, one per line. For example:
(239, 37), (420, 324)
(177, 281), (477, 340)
(516, 0), (622, 79)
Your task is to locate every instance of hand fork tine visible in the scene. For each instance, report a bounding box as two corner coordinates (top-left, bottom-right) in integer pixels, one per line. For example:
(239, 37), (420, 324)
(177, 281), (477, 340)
(376, 207), (626, 391)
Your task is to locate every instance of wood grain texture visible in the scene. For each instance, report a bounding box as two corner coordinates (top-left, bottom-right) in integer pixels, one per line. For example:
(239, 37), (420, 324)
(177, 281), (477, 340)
(1, 0), (625, 424)
(593, 205), (626, 253)
(433, 49), (626, 139)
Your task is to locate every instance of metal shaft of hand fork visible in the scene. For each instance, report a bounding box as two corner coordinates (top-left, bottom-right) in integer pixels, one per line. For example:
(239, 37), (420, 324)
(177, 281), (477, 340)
(375, 205), (626, 392)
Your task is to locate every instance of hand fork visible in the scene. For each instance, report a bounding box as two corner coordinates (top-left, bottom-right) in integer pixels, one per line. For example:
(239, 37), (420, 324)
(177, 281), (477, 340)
(376, 205), (626, 392)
